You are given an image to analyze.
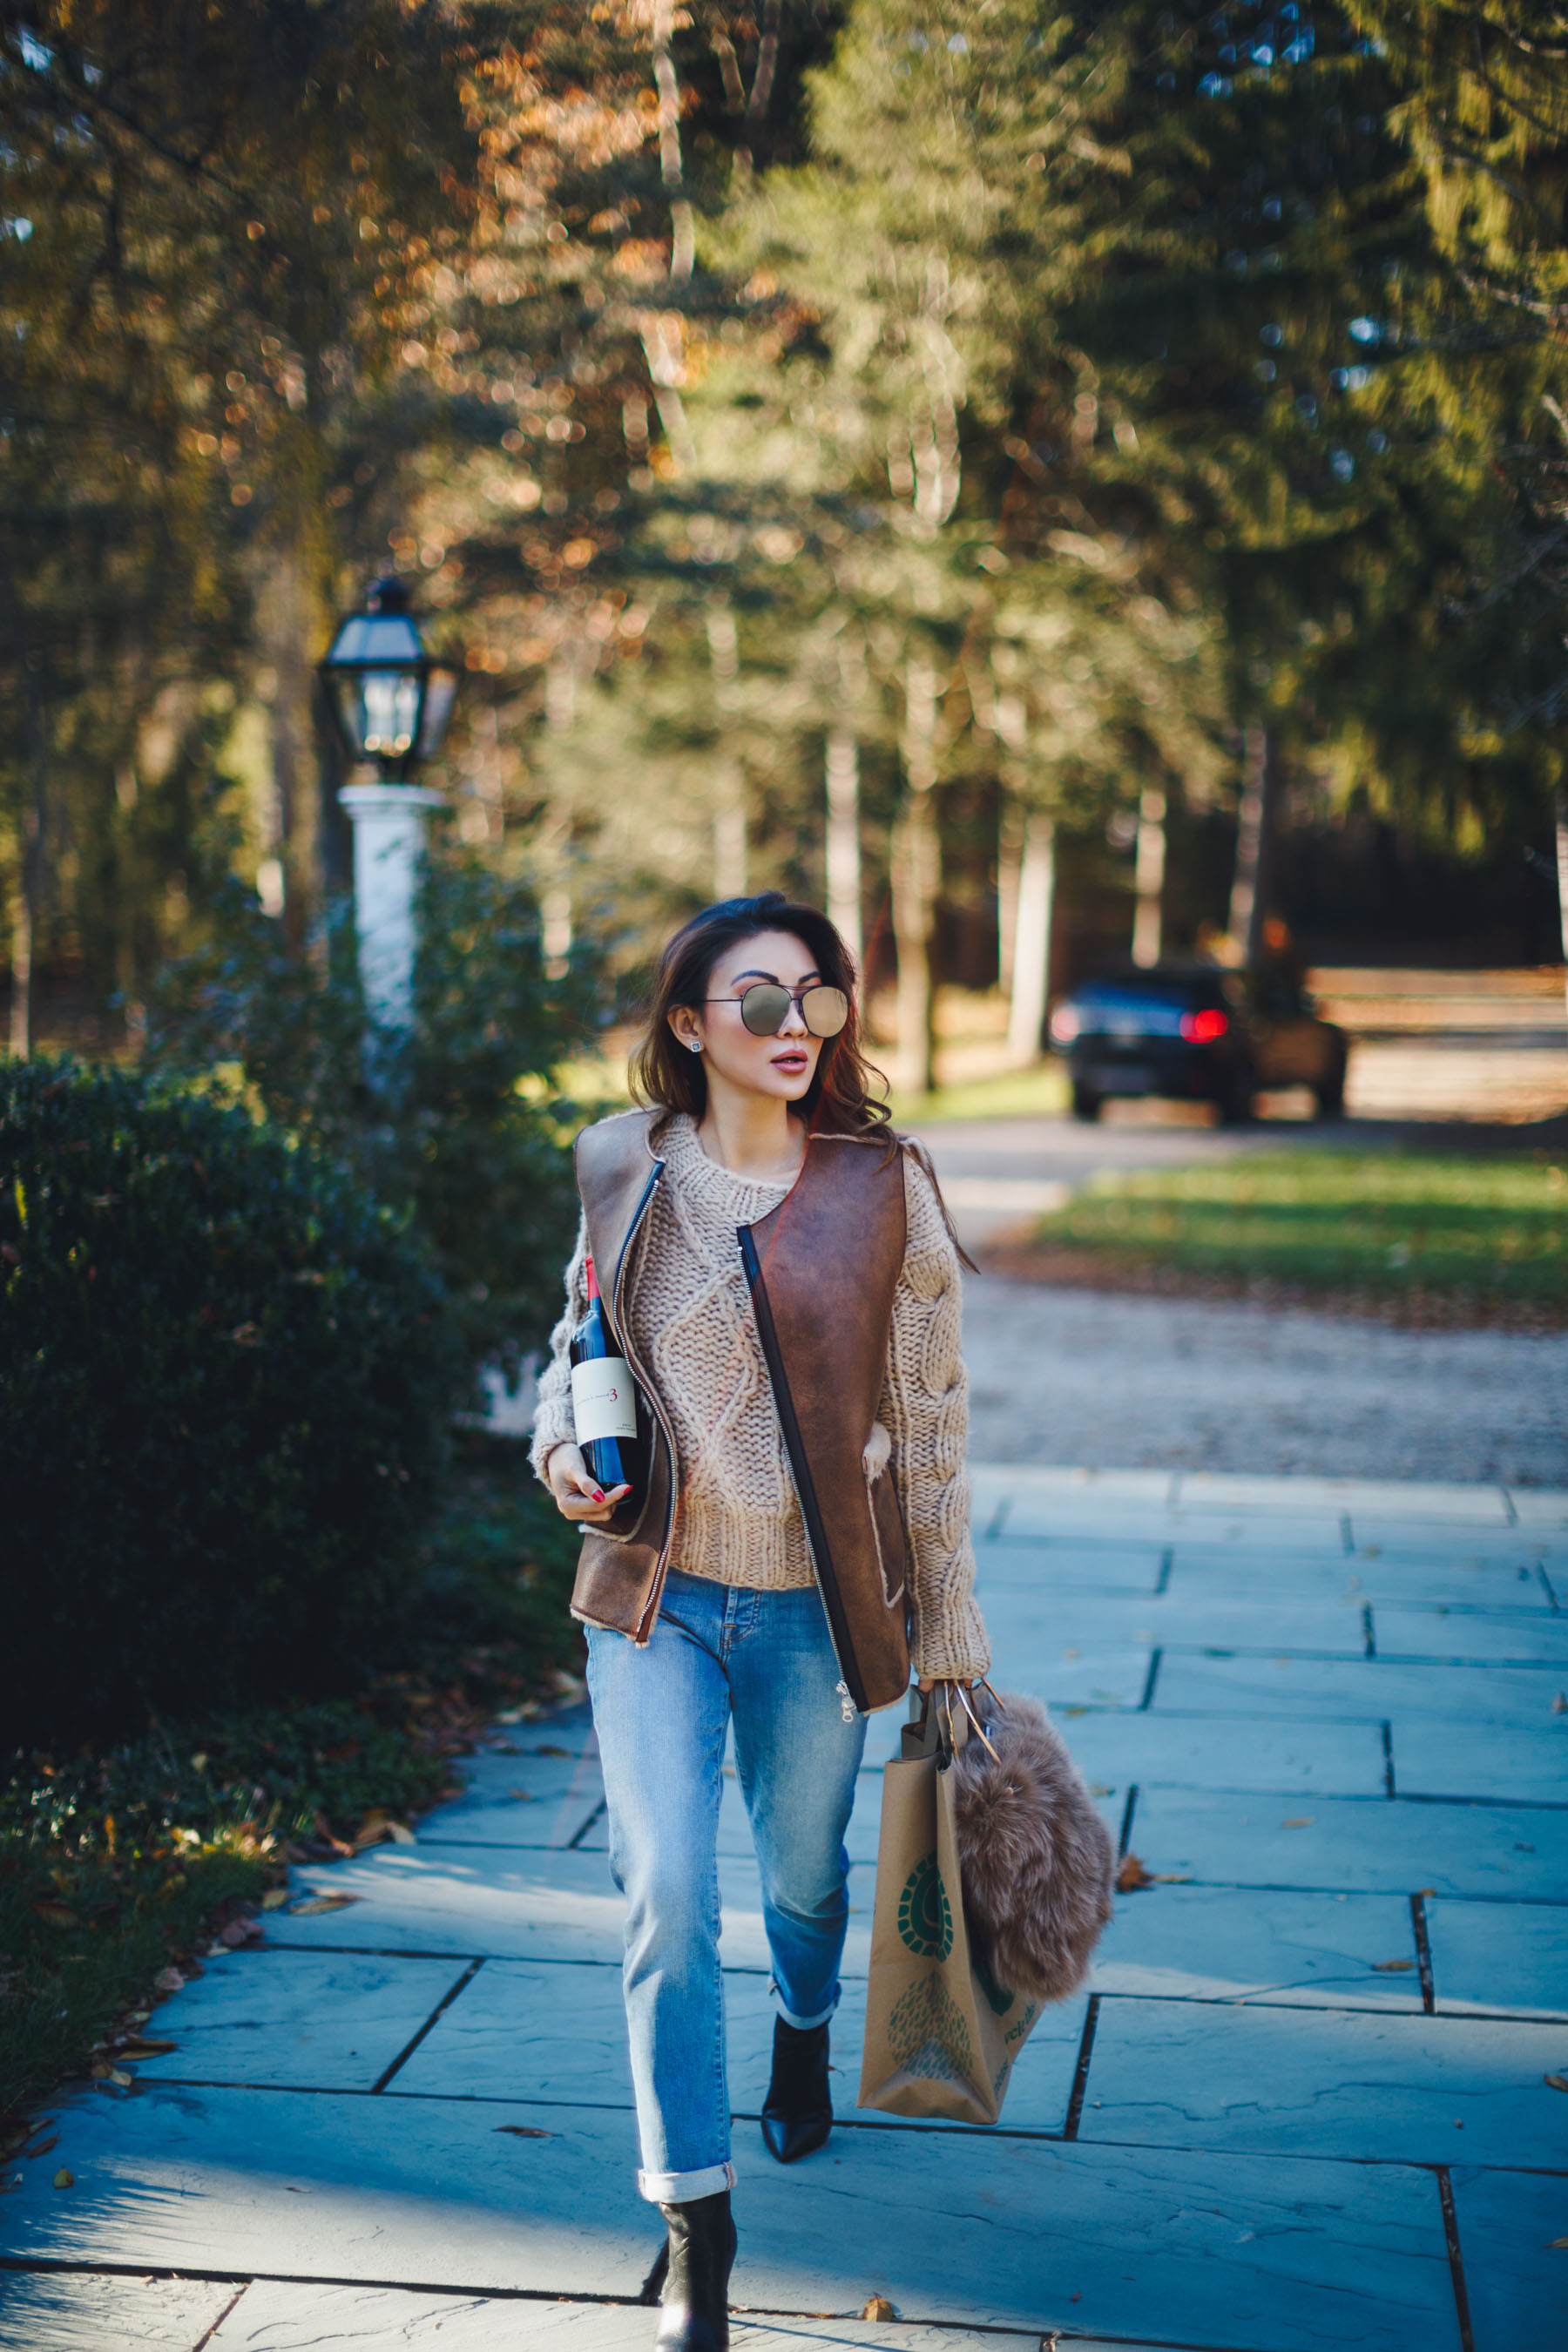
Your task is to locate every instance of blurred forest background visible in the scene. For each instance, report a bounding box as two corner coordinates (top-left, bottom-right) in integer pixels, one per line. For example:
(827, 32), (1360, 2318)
(3, 0), (1567, 1094)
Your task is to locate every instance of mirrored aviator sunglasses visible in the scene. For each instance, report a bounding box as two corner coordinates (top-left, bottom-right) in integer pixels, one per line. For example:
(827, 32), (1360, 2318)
(735, 982), (850, 1038)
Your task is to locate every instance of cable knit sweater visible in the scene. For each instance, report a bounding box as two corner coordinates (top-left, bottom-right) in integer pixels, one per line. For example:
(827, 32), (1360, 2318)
(530, 1112), (990, 1683)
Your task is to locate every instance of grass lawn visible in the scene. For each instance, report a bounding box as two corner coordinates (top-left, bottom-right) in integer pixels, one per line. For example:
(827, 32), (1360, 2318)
(0, 1439), (579, 2138)
(1019, 1149), (1568, 1314)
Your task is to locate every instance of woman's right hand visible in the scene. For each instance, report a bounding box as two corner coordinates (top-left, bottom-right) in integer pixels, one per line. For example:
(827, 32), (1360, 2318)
(546, 1443), (631, 1524)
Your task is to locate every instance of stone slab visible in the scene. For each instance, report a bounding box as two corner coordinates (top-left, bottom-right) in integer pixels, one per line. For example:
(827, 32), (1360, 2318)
(1391, 1720), (1568, 1805)
(419, 1743), (605, 1850)
(1091, 1885), (1423, 2009)
(970, 1540), (1166, 1592)
(1046, 1709), (1389, 1795)
(1372, 1606), (1568, 1665)
(1125, 1788), (1568, 1901)
(1158, 1653), (1567, 1727)
(132, 1950), (468, 2092)
(0, 2089), (1462, 2344)
(0, 2269), (238, 2350)
(264, 1846), (877, 1976)
(978, 1590), (1370, 1657)
(1508, 1488), (1568, 1529)
(0, 2085), (653, 2296)
(206, 2281), (1057, 2351)
(1427, 1897), (1568, 2019)
(1171, 1551), (1558, 1610)
(391, 1959), (1088, 2135)
(727, 2132), (1458, 2349)
(1174, 1473), (1515, 1524)
(1002, 1502), (1349, 1551)
(1450, 2163), (1568, 2352)
(1079, 1999), (1568, 2166)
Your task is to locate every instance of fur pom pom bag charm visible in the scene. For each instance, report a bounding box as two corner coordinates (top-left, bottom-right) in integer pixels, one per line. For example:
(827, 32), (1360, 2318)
(946, 1682), (1117, 2006)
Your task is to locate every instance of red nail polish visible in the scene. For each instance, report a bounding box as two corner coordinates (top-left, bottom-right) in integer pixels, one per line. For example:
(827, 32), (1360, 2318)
(592, 1489), (605, 1503)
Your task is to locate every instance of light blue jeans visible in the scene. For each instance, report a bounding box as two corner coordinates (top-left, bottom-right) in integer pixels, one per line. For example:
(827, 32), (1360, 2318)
(585, 1567), (869, 2203)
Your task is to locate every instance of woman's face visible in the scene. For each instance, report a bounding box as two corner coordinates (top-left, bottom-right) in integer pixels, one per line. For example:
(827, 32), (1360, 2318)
(670, 929), (828, 1108)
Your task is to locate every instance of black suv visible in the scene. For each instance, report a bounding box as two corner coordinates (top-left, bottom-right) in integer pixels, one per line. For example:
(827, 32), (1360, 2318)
(1048, 964), (1348, 1124)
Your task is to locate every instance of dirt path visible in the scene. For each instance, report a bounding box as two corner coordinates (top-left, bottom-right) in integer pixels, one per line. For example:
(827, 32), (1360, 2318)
(962, 1275), (1567, 1487)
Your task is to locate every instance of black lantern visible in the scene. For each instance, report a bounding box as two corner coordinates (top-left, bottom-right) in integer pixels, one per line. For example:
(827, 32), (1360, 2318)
(321, 577), (461, 780)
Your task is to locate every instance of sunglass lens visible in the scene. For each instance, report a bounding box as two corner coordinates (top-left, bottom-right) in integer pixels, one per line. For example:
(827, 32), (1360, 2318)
(802, 985), (849, 1037)
(740, 983), (792, 1036)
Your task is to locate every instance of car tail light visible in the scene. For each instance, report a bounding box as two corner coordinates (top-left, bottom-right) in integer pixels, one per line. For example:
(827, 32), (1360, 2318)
(1049, 1004), (1081, 1044)
(1180, 1008), (1229, 1044)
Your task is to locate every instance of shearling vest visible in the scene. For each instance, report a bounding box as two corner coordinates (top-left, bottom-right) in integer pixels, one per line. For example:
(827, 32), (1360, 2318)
(570, 1106), (912, 1713)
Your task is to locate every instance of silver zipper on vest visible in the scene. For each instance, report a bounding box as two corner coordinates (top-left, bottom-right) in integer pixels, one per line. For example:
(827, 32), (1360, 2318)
(835, 1679), (855, 1724)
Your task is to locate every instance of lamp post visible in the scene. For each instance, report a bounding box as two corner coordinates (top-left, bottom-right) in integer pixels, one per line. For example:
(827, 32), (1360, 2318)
(321, 578), (460, 1031)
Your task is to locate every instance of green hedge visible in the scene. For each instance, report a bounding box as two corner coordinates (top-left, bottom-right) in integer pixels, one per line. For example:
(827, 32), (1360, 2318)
(1, 1059), (462, 1747)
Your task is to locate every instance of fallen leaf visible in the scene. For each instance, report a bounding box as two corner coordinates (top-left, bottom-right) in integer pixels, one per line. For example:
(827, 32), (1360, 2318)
(260, 1889), (290, 1911)
(1281, 1818), (1315, 1829)
(118, 2040), (176, 2060)
(154, 1968), (186, 1994)
(24, 2135), (58, 2160)
(1550, 2236), (1568, 2248)
(1149, 1873), (1193, 1883)
(496, 2125), (556, 2139)
(1544, 2073), (1568, 2092)
(387, 1821), (416, 1845)
(105, 2069), (132, 2089)
(861, 2295), (897, 2322)
(1116, 1854), (1153, 1892)
(218, 1920), (251, 1948)
(507, 1789), (537, 1802)
(52, 2169), (73, 2190)
(30, 1900), (78, 1929)
(1090, 1784), (1114, 1798)
(1372, 1960), (1415, 1973)
(287, 1894), (359, 1916)
(534, 1744), (572, 1759)
(1553, 1693), (1566, 1714)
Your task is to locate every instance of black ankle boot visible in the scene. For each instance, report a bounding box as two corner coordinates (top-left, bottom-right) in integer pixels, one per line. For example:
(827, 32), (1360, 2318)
(760, 2015), (833, 2164)
(654, 2189), (736, 2352)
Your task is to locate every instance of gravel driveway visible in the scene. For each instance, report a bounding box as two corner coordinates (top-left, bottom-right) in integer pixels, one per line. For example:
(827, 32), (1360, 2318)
(962, 1276), (1567, 1488)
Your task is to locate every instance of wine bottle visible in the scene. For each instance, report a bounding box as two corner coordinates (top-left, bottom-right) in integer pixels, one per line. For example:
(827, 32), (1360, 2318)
(569, 1252), (646, 1504)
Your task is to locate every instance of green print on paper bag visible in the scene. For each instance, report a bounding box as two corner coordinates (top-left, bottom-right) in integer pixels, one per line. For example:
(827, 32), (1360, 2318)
(887, 1973), (972, 2082)
(896, 1854), (952, 1960)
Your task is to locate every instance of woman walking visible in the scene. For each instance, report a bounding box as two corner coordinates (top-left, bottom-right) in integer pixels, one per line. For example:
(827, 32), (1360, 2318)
(531, 891), (990, 2351)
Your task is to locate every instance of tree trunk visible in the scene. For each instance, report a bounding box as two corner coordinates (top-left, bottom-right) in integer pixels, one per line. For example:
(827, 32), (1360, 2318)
(892, 652), (939, 1094)
(1006, 810), (1055, 1064)
(713, 779), (747, 899)
(997, 797), (1024, 997)
(824, 727), (862, 970)
(652, 0), (695, 280)
(254, 548), (324, 949)
(1557, 787), (1568, 1021)
(1132, 784), (1167, 967)
(1227, 720), (1277, 965)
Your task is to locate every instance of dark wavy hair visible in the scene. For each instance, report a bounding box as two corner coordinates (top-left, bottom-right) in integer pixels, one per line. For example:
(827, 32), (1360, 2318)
(628, 891), (890, 1136)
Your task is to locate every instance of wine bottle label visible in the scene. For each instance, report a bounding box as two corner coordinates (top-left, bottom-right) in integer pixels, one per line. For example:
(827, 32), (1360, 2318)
(571, 1356), (638, 1443)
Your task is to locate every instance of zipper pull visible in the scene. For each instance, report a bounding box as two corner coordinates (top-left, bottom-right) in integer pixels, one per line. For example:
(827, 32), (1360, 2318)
(835, 1678), (855, 1724)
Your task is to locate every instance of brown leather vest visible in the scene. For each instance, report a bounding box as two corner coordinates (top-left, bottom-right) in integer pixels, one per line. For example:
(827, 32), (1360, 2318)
(570, 1108), (912, 1713)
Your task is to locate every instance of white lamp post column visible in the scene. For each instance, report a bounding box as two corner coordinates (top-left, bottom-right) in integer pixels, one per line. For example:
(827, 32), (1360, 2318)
(338, 781), (443, 1031)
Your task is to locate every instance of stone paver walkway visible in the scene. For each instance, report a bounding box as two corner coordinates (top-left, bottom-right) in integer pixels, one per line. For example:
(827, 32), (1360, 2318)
(4, 1470), (1566, 2352)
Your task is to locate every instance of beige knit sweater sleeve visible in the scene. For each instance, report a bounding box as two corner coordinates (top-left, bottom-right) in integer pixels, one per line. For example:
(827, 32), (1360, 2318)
(886, 1152), (991, 1685)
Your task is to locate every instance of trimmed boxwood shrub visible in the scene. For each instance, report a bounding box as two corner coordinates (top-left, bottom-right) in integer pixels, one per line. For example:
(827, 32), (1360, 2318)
(1, 1058), (463, 1747)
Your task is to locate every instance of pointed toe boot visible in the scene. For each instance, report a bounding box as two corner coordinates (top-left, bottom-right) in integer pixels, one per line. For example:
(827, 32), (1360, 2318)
(653, 2189), (736, 2352)
(760, 2015), (833, 2165)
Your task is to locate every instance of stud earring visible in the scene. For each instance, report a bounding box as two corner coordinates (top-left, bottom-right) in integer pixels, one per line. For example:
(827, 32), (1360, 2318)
(688, 1038), (703, 1054)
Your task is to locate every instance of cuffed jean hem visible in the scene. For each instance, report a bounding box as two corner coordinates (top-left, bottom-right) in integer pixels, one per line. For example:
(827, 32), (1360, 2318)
(774, 1990), (838, 2031)
(638, 2159), (736, 2205)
